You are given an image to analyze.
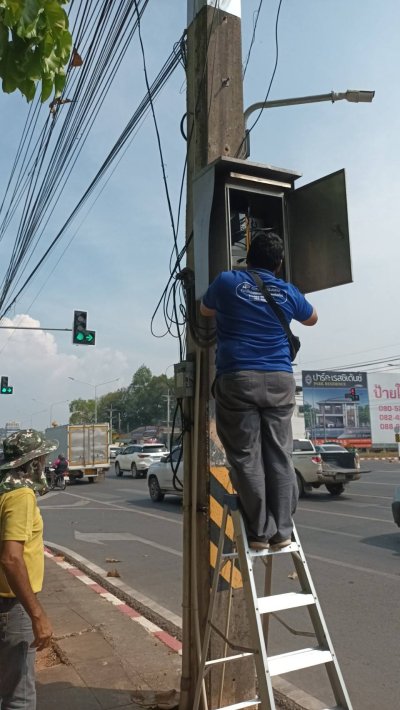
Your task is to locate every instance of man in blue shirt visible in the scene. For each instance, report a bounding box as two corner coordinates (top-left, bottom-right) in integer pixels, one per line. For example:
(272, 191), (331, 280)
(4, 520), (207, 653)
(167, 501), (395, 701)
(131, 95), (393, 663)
(201, 232), (317, 550)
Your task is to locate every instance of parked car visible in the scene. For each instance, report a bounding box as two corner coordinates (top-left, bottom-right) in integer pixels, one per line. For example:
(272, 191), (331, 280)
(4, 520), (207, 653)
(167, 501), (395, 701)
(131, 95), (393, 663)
(392, 487), (400, 526)
(115, 443), (167, 478)
(147, 448), (183, 502)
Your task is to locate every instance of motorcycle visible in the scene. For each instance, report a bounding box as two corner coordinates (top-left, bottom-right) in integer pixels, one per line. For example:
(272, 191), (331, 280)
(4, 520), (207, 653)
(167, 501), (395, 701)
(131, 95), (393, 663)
(45, 465), (69, 490)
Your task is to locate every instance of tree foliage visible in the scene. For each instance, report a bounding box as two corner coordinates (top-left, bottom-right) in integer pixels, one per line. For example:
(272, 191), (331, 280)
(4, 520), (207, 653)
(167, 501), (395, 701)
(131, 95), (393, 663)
(69, 398), (95, 425)
(0, 0), (72, 102)
(68, 366), (176, 434)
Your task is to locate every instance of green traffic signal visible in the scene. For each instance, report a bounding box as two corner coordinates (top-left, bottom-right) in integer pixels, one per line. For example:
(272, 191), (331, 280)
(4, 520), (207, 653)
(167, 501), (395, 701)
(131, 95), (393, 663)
(0, 376), (12, 394)
(72, 310), (95, 346)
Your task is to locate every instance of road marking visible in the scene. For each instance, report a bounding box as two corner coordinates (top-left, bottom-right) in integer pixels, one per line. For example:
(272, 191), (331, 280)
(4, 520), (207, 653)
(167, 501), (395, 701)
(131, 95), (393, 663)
(358, 481), (396, 487)
(74, 530), (182, 557)
(39, 491), (61, 500)
(350, 493), (392, 500)
(307, 554), (400, 581)
(298, 523), (365, 539)
(298, 506), (393, 524)
(59, 491), (182, 525)
(39, 499), (90, 509)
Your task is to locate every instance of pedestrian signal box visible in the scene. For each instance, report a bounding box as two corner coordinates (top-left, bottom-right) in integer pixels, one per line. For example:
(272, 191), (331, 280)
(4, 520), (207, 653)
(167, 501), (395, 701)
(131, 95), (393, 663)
(193, 156), (351, 298)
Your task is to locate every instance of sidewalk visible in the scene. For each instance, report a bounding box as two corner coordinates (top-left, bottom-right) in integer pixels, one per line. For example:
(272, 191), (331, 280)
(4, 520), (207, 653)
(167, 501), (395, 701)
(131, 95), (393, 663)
(36, 551), (182, 709)
(37, 550), (327, 710)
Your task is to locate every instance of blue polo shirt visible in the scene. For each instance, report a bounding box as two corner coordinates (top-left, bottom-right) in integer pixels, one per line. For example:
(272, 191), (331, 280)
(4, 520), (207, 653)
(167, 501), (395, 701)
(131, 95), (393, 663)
(202, 269), (313, 375)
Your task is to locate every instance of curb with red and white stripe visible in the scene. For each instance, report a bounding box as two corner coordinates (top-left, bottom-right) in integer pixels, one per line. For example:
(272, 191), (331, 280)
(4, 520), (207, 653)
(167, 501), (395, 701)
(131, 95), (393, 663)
(44, 548), (182, 655)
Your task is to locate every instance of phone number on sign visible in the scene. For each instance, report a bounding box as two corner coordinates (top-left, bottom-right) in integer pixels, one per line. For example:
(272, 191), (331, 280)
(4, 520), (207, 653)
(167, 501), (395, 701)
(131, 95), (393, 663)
(378, 405), (400, 411)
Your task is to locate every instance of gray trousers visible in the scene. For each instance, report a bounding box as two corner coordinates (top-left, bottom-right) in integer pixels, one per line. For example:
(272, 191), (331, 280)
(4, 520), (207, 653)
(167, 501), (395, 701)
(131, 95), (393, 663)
(215, 370), (298, 542)
(0, 599), (36, 710)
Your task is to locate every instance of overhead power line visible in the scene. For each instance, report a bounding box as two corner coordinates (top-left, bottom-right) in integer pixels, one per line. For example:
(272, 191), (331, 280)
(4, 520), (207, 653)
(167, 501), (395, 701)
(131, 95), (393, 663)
(0, 0), (151, 315)
(0, 36), (186, 319)
(243, 0), (264, 77)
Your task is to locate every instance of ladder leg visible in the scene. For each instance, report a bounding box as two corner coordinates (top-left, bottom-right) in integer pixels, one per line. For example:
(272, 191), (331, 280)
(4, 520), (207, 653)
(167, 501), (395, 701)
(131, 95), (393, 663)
(291, 524), (353, 710)
(193, 504), (230, 710)
(262, 556), (273, 650)
(232, 508), (276, 710)
(217, 553), (235, 707)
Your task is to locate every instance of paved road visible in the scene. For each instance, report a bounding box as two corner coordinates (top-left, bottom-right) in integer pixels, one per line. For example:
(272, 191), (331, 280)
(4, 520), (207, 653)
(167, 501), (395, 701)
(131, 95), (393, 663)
(39, 461), (400, 709)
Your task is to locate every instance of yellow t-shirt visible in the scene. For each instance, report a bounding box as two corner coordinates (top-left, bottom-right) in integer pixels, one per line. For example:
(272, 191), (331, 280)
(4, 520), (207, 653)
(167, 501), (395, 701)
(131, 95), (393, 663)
(0, 488), (44, 597)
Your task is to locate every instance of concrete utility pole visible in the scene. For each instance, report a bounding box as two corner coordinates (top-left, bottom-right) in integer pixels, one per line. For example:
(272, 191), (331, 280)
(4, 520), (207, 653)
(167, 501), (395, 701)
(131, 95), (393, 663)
(181, 2), (248, 707)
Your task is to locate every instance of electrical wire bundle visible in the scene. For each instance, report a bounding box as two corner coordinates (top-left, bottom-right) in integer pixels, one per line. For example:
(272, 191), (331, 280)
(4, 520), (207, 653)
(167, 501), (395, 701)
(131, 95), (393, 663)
(0, 0), (152, 317)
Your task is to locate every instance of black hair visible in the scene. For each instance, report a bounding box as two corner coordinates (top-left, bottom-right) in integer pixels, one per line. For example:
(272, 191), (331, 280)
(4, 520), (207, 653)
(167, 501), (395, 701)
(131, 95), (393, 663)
(246, 231), (284, 272)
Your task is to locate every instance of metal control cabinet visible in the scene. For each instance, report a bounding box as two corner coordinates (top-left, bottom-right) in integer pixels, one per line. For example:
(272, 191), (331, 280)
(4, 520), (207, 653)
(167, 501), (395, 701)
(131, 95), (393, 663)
(193, 156), (352, 298)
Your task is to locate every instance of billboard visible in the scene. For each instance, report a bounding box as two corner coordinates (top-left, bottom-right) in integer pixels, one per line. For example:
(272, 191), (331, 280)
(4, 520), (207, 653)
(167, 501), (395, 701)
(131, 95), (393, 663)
(366, 373), (400, 445)
(302, 371), (371, 447)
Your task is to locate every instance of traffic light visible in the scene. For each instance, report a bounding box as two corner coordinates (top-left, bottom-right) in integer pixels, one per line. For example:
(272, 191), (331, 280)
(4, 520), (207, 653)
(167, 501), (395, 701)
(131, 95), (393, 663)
(72, 310), (96, 346)
(0, 376), (13, 394)
(345, 387), (359, 402)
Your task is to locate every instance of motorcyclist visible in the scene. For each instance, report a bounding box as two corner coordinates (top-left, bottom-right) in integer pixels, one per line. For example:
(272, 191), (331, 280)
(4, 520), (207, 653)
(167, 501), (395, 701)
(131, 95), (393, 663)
(51, 454), (69, 485)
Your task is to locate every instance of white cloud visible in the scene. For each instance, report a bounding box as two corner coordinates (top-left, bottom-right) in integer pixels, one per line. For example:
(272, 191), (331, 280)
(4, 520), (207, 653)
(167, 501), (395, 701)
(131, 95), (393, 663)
(0, 314), (131, 431)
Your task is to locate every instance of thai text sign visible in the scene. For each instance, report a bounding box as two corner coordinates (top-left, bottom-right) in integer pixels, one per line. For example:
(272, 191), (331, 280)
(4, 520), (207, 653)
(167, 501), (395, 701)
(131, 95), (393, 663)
(366, 373), (400, 444)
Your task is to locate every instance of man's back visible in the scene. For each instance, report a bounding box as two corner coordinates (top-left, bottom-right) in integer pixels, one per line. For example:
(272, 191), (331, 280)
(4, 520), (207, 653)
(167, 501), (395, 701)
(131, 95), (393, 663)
(202, 268), (313, 375)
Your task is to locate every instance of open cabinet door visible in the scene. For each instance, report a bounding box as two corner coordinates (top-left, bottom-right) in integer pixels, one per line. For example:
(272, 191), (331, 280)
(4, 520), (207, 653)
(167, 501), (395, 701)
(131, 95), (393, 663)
(286, 169), (351, 294)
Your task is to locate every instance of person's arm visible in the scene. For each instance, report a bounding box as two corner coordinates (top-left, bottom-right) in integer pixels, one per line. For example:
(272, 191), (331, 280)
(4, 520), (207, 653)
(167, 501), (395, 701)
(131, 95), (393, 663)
(200, 302), (216, 317)
(301, 307), (318, 326)
(0, 540), (53, 650)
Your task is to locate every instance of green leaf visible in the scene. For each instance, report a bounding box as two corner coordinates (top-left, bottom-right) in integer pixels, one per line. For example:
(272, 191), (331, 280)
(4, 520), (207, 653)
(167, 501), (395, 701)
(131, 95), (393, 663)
(40, 72), (52, 101)
(2, 72), (17, 92)
(24, 45), (41, 79)
(0, 22), (8, 59)
(58, 27), (71, 58)
(2, 1), (21, 27)
(41, 46), (59, 75)
(41, 28), (54, 57)
(53, 67), (65, 96)
(19, 75), (36, 101)
(43, 1), (68, 35)
(0, 0), (71, 102)
(18, 0), (41, 37)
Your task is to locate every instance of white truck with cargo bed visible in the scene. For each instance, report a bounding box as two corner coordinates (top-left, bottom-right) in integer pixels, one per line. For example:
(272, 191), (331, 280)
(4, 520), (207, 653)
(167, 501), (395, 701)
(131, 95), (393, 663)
(45, 424), (110, 483)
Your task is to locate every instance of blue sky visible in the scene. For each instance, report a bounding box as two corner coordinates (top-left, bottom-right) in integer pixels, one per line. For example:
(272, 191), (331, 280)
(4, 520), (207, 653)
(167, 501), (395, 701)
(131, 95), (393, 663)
(1, 0), (399, 430)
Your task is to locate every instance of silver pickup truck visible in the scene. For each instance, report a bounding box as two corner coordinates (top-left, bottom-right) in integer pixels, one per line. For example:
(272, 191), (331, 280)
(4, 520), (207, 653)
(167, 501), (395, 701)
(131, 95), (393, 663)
(293, 439), (361, 497)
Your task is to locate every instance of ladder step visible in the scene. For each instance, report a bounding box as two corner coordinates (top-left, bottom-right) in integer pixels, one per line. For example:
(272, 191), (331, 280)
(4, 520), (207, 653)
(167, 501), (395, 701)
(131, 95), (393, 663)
(216, 700), (261, 710)
(253, 541), (300, 556)
(258, 591), (315, 614)
(268, 647), (333, 676)
(205, 652), (253, 667)
(222, 541), (299, 560)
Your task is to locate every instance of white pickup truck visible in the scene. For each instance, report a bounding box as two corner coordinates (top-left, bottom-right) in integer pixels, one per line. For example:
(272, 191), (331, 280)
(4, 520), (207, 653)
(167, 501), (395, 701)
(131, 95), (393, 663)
(293, 439), (361, 497)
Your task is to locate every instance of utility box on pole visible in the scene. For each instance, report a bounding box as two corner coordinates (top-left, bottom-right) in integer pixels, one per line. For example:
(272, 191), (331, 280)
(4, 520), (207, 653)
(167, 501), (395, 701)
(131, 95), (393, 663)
(193, 156), (352, 298)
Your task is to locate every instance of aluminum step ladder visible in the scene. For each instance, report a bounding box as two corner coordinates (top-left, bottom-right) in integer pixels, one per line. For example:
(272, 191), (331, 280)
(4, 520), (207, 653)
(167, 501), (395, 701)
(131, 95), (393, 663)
(193, 494), (353, 710)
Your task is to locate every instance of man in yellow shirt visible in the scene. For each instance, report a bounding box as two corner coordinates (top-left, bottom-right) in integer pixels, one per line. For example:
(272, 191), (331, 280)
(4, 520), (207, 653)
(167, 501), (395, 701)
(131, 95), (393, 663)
(0, 429), (58, 709)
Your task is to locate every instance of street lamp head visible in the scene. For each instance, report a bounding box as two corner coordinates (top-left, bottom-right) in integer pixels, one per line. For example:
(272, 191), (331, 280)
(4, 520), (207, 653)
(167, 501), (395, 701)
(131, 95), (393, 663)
(344, 90), (375, 103)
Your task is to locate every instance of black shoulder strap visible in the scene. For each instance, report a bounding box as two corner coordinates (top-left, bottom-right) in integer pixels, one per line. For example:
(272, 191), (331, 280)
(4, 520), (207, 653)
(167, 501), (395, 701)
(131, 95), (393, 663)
(248, 270), (294, 341)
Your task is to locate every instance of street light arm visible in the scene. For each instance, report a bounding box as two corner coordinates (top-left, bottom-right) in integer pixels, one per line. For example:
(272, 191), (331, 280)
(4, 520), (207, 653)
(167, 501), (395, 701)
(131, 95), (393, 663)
(244, 89), (375, 126)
